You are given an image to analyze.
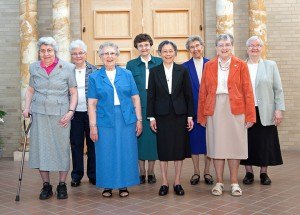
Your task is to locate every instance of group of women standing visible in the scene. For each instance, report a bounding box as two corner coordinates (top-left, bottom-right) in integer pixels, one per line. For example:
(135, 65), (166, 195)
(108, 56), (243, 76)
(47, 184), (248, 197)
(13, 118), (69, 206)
(23, 32), (285, 200)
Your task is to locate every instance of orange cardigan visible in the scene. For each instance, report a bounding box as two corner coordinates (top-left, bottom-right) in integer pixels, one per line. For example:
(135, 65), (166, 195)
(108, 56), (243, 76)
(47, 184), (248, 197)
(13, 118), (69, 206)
(197, 55), (256, 125)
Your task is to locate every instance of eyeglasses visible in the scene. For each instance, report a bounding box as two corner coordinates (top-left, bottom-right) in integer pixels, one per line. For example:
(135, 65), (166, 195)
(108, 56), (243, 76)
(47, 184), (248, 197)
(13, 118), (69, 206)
(248, 44), (262, 49)
(189, 43), (202, 50)
(101, 52), (117, 57)
(71, 52), (86, 56)
(161, 50), (175, 54)
(40, 49), (54, 54)
(217, 43), (232, 48)
(137, 44), (151, 50)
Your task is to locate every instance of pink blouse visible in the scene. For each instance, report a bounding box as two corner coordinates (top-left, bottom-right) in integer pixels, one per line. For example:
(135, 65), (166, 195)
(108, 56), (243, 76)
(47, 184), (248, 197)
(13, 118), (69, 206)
(40, 58), (59, 75)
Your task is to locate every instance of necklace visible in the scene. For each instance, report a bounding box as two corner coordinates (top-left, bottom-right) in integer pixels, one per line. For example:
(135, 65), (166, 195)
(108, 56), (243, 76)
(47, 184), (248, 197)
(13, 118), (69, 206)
(165, 72), (172, 82)
(219, 61), (230, 71)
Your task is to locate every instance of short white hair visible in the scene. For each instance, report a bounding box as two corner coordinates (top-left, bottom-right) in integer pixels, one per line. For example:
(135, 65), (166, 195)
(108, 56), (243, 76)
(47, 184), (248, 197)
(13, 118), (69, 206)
(69, 40), (87, 52)
(37, 37), (58, 53)
(98, 42), (120, 57)
(246, 36), (264, 47)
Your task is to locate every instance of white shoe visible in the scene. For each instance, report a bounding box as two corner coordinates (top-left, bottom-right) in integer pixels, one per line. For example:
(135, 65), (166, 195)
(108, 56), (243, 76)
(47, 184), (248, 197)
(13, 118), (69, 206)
(211, 183), (224, 196)
(231, 183), (242, 196)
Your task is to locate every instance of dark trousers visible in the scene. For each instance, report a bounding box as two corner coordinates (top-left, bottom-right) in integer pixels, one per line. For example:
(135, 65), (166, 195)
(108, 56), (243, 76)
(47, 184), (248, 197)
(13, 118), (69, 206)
(70, 111), (95, 181)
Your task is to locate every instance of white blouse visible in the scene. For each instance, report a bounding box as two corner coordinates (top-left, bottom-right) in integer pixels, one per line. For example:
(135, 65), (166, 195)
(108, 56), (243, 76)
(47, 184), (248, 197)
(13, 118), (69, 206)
(141, 55), (151, 89)
(193, 57), (204, 83)
(75, 68), (87, 112)
(164, 63), (173, 94)
(216, 58), (231, 94)
(247, 63), (258, 106)
(106, 69), (120, 105)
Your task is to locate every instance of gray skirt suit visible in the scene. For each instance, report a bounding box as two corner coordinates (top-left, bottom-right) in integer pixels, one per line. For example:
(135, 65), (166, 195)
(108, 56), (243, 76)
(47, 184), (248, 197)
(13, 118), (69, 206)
(28, 60), (76, 171)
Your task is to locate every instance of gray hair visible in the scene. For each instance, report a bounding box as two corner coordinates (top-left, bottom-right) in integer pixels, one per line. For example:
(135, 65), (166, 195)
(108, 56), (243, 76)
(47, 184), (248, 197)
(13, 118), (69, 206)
(98, 42), (120, 57)
(157, 40), (178, 55)
(246, 35), (264, 47)
(69, 39), (87, 52)
(215, 34), (234, 46)
(37, 37), (58, 53)
(185, 35), (204, 50)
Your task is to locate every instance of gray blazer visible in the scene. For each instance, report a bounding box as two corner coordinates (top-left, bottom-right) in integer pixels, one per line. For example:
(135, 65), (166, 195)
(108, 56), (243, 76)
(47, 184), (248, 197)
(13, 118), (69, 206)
(29, 60), (77, 116)
(254, 59), (285, 126)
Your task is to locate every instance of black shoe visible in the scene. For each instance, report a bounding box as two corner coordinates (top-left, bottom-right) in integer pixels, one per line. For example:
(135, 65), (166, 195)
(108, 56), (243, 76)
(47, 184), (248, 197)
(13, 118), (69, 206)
(260, 173), (272, 185)
(147, 174), (157, 184)
(56, 182), (68, 199)
(102, 189), (112, 198)
(70, 180), (81, 187)
(173, 184), (185, 196)
(243, 172), (254, 185)
(204, 174), (214, 185)
(39, 182), (53, 200)
(190, 174), (200, 185)
(89, 179), (96, 185)
(158, 185), (169, 196)
(119, 188), (129, 198)
(140, 175), (146, 184)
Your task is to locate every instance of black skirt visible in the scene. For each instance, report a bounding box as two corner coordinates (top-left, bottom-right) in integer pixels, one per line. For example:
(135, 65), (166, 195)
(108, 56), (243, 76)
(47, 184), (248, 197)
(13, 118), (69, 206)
(156, 99), (190, 161)
(240, 107), (283, 166)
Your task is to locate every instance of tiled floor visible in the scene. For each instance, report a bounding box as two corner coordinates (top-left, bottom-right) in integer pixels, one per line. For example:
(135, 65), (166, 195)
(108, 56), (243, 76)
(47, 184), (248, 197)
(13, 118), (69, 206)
(0, 151), (300, 215)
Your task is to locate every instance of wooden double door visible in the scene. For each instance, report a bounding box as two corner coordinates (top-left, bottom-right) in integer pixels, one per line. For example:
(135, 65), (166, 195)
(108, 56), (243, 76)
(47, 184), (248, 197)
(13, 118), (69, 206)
(81, 0), (204, 66)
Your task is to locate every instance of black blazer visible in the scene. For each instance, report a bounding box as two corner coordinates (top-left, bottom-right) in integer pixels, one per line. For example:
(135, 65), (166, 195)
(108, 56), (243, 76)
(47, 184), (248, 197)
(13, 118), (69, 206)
(147, 63), (193, 117)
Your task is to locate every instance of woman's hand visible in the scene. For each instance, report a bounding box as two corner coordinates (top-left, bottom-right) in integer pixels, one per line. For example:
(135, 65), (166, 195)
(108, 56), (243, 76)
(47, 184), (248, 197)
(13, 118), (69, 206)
(23, 109), (31, 118)
(274, 110), (283, 126)
(90, 126), (98, 142)
(187, 118), (194, 131)
(59, 111), (74, 127)
(150, 120), (157, 133)
(136, 121), (143, 136)
(245, 122), (254, 128)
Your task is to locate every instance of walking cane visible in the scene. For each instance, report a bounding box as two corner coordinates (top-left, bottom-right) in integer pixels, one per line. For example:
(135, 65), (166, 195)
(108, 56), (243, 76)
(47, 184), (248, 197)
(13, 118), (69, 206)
(15, 114), (32, 202)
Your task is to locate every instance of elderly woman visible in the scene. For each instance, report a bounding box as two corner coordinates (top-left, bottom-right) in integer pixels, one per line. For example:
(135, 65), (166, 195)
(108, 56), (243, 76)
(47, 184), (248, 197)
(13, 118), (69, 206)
(88, 42), (142, 198)
(147, 40), (193, 196)
(69, 40), (97, 187)
(182, 35), (214, 186)
(240, 36), (285, 185)
(198, 34), (256, 196)
(23, 37), (77, 200)
(126, 34), (162, 184)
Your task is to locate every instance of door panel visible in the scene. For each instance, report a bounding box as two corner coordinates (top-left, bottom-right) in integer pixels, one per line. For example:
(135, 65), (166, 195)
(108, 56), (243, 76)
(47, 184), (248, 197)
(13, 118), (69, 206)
(81, 0), (203, 66)
(143, 0), (204, 63)
(82, 0), (142, 66)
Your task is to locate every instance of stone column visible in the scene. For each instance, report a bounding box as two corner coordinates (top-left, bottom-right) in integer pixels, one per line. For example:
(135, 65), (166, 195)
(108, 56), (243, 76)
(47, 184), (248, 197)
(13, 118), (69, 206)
(249, 0), (267, 58)
(19, 0), (38, 152)
(216, 0), (234, 36)
(53, 0), (71, 61)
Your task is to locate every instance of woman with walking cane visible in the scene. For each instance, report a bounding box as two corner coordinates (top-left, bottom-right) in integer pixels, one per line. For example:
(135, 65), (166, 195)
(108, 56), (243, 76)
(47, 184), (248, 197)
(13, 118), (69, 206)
(23, 37), (77, 200)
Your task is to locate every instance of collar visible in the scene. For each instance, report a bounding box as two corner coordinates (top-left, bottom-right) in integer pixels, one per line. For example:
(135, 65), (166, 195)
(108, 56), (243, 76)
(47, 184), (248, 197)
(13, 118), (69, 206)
(40, 57), (58, 69)
(140, 55), (151, 64)
(193, 57), (203, 64)
(137, 55), (156, 65)
(163, 63), (174, 72)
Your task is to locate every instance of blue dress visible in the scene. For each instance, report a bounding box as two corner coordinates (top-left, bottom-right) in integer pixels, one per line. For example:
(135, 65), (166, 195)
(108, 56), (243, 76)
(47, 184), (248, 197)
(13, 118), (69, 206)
(88, 66), (140, 189)
(182, 58), (209, 155)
